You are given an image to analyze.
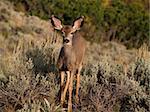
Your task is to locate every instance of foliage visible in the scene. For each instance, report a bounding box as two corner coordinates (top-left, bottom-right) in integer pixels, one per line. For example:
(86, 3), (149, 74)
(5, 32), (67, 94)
(0, 0), (150, 112)
(8, 0), (150, 48)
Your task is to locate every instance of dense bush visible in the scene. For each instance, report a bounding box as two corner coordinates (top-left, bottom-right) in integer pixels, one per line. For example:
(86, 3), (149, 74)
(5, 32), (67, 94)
(8, 0), (150, 48)
(0, 39), (149, 112)
(0, 0), (150, 112)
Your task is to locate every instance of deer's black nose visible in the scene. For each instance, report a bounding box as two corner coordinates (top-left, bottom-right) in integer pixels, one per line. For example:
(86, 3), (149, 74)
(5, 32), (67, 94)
(63, 39), (70, 43)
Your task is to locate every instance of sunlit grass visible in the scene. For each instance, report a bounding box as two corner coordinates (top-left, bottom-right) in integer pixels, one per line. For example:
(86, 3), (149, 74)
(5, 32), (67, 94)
(0, 0), (150, 112)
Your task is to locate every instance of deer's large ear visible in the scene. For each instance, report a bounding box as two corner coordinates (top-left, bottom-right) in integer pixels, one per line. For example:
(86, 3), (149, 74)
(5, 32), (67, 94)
(72, 16), (84, 31)
(51, 15), (63, 30)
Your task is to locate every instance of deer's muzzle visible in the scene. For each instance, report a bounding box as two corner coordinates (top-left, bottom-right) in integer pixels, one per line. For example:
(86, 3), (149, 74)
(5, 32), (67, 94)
(63, 39), (70, 43)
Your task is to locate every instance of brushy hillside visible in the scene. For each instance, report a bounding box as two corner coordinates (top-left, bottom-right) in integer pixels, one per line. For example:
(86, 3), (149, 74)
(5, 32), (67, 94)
(0, 0), (150, 112)
(8, 0), (150, 48)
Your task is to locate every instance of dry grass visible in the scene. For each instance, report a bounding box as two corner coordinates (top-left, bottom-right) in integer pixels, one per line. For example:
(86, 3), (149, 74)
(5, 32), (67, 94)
(0, 0), (150, 112)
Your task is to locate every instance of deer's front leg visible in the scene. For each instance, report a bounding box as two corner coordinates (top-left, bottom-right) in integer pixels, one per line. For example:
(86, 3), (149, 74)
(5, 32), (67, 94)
(60, 71), (65, 89)
(60, 71), (65, 105)
(61, 71), (70, 105)
(76, 73), (80, 104)
(68, 72), (73, 112)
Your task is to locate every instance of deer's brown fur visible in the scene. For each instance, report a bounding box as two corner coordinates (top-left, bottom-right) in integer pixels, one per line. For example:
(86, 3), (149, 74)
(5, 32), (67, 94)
(57, 31), (86, 72)
(51, 15), (86, 112)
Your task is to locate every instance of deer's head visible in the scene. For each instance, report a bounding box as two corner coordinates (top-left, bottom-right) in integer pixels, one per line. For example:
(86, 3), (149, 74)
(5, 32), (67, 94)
(51, 15), (84, 45)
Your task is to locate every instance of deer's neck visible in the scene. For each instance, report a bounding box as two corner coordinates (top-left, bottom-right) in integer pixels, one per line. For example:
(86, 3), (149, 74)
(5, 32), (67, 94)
(63, 45), (73, 53)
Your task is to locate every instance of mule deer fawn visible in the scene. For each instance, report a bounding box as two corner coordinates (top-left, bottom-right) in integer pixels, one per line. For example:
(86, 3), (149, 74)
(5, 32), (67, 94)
(51, 15), (86, 112)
